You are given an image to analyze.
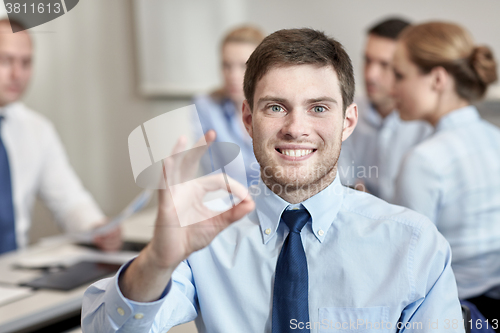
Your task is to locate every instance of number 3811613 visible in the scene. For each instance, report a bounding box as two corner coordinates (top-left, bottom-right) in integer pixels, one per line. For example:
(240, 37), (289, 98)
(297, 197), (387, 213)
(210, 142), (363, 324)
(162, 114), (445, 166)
(5, 2), (61, 14)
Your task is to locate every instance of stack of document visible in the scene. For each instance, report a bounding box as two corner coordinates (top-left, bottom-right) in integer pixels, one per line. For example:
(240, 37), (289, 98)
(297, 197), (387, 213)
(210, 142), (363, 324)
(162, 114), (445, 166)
(15, 243), (138, 270)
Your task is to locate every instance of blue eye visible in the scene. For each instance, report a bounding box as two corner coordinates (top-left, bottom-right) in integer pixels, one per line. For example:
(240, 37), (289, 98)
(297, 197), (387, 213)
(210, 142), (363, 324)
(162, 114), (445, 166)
(313, 106), (325, 113)
(271, 105), (283, 112)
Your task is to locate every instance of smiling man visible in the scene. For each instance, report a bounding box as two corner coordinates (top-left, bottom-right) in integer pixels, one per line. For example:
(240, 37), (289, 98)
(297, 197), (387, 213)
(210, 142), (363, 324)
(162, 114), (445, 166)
(82, 28), (463, 332)
(247, 64), (345, 204)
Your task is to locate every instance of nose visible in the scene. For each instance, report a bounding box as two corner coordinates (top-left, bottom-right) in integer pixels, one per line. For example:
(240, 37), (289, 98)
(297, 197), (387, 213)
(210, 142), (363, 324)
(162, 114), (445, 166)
(228, 67), (245, 84)
(280, 110), (309, 140)
(11, 62), (23, 81)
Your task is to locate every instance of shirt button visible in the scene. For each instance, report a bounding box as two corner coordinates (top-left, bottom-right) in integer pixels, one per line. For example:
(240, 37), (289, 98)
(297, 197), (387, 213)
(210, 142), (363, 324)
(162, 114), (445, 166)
(134, 313), (144, 320)
(318, 229), (324, 236)
(265, 228), (271, 235)
(117, 307), (125, 316)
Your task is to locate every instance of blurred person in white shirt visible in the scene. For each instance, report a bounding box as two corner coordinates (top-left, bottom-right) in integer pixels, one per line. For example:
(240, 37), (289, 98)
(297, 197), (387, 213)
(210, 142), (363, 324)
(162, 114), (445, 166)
(0, 18), (121, 253)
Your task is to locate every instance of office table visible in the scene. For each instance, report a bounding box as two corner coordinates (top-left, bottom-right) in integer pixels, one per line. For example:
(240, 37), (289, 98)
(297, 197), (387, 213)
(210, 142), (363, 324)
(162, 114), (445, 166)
(0, 209), (157, 333)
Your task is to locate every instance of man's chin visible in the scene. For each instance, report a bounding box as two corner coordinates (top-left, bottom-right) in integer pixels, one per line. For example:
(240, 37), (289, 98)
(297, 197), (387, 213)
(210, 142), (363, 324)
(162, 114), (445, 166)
(367, 96), (385, 106)
(262, 172), (326, 188)
(397, 110), (415, 121)
(263, 176), (302, 190)
(1, 91), (22, 103)
(0, 97), (17, 107)
(365, 88), (378, 99)
(263, 176), (333, 198)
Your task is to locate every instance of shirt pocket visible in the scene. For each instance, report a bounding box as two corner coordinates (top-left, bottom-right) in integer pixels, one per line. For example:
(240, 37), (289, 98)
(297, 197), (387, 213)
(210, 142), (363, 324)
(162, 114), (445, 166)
(318, 306), (390, 332)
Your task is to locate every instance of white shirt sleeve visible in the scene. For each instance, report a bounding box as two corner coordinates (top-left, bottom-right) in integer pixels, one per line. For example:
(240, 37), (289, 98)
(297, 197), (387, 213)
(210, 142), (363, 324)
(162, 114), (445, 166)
(82, 260), (199, 333)
(36, 122), (105, 233)
(4, 103), (105, 246)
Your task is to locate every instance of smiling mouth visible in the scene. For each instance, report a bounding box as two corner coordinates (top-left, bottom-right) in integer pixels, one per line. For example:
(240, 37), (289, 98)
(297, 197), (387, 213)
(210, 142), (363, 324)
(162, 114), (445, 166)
(275, 148), (316, 157)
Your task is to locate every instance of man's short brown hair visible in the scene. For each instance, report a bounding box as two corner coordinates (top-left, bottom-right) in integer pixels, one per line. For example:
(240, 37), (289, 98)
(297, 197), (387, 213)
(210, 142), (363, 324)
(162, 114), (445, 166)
(243, 28), (355, 112)
(368, 18), (410, 40)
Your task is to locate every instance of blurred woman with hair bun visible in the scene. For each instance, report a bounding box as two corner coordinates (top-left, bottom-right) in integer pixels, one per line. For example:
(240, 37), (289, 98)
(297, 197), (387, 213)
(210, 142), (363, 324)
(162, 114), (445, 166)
(392, 21), (500, 326)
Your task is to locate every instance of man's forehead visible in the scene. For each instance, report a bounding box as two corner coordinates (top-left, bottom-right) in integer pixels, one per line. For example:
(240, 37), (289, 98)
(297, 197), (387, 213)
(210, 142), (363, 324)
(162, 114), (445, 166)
(255, 64), (341, 98)
(0, 23), (32, 49)
(259, 64), (339, 83)
(365, 35), (397, 55)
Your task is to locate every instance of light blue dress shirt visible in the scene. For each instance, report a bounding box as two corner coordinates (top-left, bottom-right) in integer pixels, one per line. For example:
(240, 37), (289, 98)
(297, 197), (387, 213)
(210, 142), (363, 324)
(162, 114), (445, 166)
(394, 105), (500, 300)
(339, 99), (431, 201)
(82, 176), (464, 333)
(193, 95), (260, 187)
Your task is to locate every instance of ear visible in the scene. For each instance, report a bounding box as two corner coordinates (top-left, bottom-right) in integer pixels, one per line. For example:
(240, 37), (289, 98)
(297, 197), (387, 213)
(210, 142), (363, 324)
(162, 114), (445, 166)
(342, 103), (358, 142)
(430, 66), (449, 93)
(242, 100), (253, 138)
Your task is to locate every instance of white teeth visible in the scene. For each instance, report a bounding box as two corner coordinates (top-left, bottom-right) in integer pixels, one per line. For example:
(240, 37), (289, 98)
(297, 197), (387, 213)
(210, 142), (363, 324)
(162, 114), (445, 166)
(279, 149), (313, 157)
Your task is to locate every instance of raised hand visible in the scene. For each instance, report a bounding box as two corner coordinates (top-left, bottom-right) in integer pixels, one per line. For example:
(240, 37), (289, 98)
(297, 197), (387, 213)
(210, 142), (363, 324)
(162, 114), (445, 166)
(120, 130), (255, 302)
(149, 130), (254, 268)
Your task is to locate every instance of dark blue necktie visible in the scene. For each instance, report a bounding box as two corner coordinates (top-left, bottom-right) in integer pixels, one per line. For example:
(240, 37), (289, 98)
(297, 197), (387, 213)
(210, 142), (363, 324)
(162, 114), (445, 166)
(272, 208), (311, 333)
(0, 115), (16, 254)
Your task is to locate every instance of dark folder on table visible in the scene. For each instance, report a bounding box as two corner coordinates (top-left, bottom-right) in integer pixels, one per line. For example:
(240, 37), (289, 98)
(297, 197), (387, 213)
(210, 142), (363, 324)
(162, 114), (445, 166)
(22, 261), (121, 291)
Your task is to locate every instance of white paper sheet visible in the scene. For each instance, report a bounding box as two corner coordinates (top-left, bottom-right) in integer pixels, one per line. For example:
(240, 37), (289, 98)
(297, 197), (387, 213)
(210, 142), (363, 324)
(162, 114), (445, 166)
(0, 285), (33, 306)
(38, 189), (154, 245)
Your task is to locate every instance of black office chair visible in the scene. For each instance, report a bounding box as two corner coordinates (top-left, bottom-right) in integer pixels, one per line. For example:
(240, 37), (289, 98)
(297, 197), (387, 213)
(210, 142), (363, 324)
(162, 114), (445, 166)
(462, 303), (471, 333)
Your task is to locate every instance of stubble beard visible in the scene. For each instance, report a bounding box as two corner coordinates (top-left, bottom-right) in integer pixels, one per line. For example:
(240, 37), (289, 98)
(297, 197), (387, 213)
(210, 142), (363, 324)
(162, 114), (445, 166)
(367, 85), (395, 115)
(254, 138), (342, 203)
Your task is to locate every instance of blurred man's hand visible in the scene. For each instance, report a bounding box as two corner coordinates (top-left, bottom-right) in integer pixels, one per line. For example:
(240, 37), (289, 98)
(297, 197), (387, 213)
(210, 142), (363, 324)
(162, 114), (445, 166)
(93, 222), (123, 252)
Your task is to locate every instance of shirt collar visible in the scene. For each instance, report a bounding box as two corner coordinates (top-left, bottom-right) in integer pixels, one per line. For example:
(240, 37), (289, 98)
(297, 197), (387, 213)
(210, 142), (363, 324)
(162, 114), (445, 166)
(254, 175), (345, 244)
(221, 98), (237, 118)
(435, 105), (480, 132)
(0, 102), (22, 119)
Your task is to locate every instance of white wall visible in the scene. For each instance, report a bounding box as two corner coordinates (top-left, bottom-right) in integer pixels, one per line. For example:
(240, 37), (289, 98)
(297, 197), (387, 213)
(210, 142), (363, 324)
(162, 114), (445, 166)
(17, 0), (500, 240)
(134, 0), (248, 96)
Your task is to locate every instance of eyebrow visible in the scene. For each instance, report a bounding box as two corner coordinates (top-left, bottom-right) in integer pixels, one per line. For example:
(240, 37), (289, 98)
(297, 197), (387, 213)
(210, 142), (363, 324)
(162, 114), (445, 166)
(257, 96), (339, 105)
(306, 97), (338, 105)
(257, 96), (288, 105)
